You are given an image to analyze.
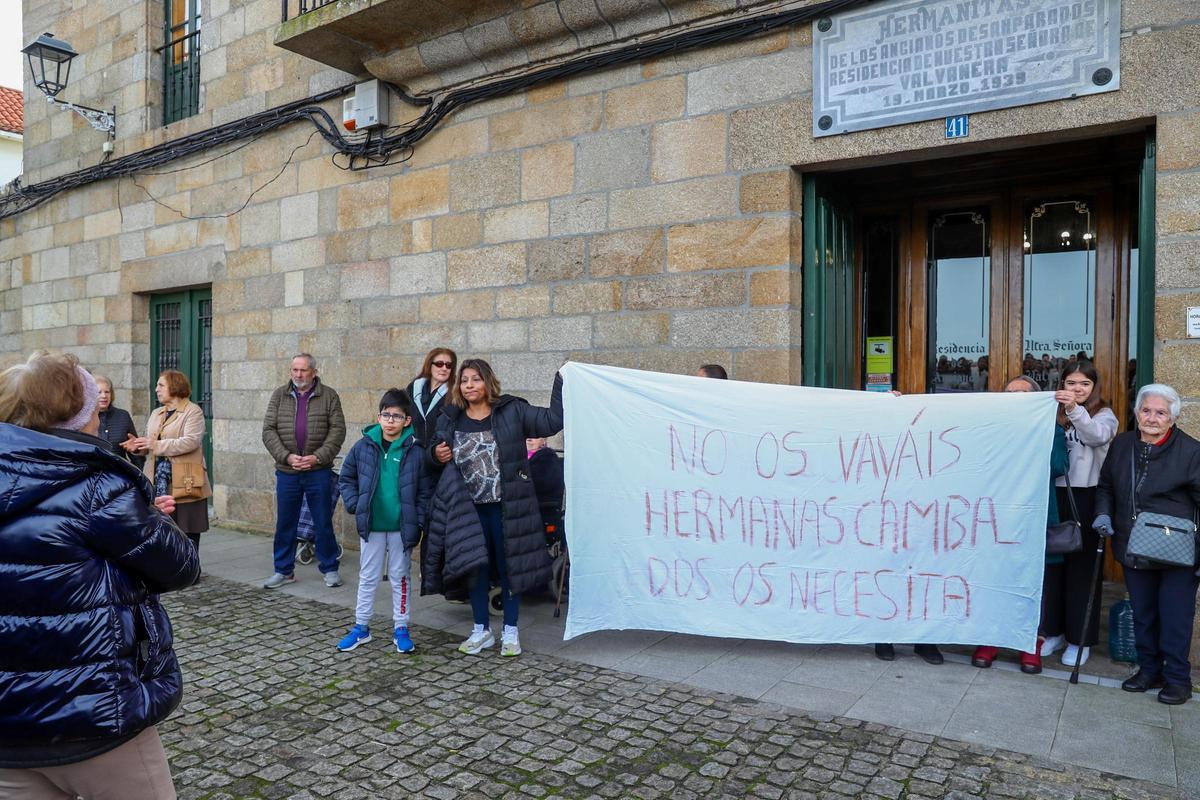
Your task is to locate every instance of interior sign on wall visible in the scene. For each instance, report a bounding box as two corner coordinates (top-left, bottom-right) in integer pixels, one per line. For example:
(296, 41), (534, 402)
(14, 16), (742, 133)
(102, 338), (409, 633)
(813, 0), (1121, 137)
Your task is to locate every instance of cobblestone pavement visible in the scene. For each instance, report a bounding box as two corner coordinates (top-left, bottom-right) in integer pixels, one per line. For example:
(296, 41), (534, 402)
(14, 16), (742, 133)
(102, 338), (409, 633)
(161, 578), (1182, 800)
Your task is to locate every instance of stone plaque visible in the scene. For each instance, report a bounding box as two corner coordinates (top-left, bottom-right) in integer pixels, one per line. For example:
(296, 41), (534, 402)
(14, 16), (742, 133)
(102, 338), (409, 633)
(813, 0), (1121, 137)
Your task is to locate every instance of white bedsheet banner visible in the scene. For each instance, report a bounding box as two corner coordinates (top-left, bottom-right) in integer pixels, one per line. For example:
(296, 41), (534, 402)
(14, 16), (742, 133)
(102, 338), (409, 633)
(561, 363), (1058, 651)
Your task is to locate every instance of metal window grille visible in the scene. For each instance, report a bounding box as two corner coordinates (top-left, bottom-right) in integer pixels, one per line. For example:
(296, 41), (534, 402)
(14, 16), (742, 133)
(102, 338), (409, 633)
(281, 0), (338, 22)
(162, 0), (201, 124)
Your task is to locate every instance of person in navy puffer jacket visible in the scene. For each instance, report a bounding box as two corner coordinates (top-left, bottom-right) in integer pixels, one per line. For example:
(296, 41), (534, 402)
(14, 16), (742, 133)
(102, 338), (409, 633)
(0, 351), (199, 800)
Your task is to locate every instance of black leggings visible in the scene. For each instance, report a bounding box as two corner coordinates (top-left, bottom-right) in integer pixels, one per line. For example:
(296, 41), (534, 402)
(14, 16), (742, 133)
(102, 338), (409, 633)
(1041, 486), (1102, 645)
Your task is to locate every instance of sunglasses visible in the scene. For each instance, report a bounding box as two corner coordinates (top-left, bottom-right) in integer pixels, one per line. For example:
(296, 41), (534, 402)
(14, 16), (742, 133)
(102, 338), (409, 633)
(431, 360), (453, 369)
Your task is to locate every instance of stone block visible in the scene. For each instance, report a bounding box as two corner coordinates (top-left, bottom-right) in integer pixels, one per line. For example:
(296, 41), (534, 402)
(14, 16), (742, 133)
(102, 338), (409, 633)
(686, 49), (809, 115)
(411, 219), (433, 252)
(638, 347), (734, 376)
(420, 289), (495, 322)
(1152, 238), (1200, 290)
(496, 286), (551, 318)
(214, 310), (271, 338)
(1154, 112), (1200, 171)
(390, 166), (450, 220)
(144, 221), (199, 257)
(390, 252), (448, 295)
(358, 296), (420, 328)
(1154, 291), (1200, 340)
(468, 319), (529, 351)
(604, 76), (686, 130)
(449, 152), (521, 211)
(609, 176), (739, 229)
(433, 213), (483, 251)
(593, 313), (670, 347)
(529, 237), (585, 282)
(337, 179), (390, 230)
(485, 352), (565, 392)
(448, 243), (527, 290)
(271, 237), (326, 271)
(1159, 172), (1200, 234)
(590, 228), (664, 278)
(735, 349), (794, 385)
(668, 217), (790, 272)
(339, 261), (390, 300)
(527, 80), (567, 105)
(271, 306), (319, 334)
(367, 225), (411, 261)
(483, 202), (550, 243)
(670, 309), (790, 348)
(530, 316), (591, 351)
(575, 127), (652, 192)
(83, 209), (121, 241)
(553, 282), (621, 314)
(298, 152), (359, 192)
(1155, 341), (1200, 396)
(490, 94), (602, 150)
(522, 142), (575, 201)
(728, 99), (807, 172)
(750, 270), (797, 306)
(652, 114), (728, 182)
(37, 247), (70, 282)
(284, 271), (304, 307)
(85, 272), (120, 297)
(279, 192), (319, 241)
(390, 323), (469, 355)
(624, 272), (745, 310)
(550, 193), (608, 235)
(408, 118), (490, 169)
(740, 170), (794, 213)
(238, 201), (281, 247)
(568, 63), (642, 96)
(226, 247), (271, 279)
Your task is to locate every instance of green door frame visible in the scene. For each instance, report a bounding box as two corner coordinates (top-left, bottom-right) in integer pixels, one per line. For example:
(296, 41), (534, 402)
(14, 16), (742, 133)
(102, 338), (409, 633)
(802, 175), (856, 389)
(149, 289), (213, 481)
(1136, 130), (1156, 389)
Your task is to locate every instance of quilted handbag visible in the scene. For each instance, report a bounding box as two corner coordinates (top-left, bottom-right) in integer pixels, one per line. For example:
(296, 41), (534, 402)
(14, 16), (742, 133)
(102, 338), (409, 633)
(1125, 449), (1198, 568)
(1127, 512), (1197, 568)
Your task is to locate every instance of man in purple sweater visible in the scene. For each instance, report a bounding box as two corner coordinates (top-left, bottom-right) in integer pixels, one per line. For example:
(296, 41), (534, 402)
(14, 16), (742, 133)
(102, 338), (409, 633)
(261, 354), (347, 588)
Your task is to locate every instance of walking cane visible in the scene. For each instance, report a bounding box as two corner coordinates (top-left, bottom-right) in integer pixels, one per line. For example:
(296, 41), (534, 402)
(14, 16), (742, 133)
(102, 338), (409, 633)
(1070, 534), (1106, 684)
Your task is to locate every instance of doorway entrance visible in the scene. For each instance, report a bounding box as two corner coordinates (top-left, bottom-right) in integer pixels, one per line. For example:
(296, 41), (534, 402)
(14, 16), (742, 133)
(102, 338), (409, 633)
(803, 132), (1155, 581)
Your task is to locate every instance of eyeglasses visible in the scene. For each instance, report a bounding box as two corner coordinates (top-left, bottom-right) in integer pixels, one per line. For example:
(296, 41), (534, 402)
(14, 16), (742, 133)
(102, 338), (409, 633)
(431, 360), (453, 369)
(379, 413), (408, 422)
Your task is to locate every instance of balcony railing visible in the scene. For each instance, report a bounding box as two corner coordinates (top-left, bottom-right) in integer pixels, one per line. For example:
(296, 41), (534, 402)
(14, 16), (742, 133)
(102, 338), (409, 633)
(281, 0), (339, 22)
(160, 28), (201, 124)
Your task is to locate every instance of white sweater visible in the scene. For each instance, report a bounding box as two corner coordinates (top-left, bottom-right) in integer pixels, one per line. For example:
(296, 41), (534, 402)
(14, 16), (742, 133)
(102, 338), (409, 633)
(1056, 406), (1119, 488)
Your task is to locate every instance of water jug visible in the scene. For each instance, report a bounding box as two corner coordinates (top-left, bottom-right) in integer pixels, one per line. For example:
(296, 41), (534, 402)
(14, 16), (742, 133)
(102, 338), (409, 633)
(1109, 594), (1137, 663)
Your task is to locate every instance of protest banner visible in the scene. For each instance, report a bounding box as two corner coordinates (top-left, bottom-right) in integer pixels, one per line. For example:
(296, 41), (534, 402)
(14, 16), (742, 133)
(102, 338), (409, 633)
(561, 363), (1058, 651)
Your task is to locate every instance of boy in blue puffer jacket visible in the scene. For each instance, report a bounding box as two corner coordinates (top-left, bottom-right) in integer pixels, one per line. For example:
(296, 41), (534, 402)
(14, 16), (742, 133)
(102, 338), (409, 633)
(336, 388), (431, 653)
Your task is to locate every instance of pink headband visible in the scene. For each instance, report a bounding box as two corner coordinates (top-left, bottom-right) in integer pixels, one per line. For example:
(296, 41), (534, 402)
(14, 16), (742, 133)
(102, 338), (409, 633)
(62, 366), (100, 431)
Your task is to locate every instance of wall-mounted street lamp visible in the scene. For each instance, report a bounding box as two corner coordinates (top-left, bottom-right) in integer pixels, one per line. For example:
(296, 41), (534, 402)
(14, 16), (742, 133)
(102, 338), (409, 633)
(22, 32), (115, 139)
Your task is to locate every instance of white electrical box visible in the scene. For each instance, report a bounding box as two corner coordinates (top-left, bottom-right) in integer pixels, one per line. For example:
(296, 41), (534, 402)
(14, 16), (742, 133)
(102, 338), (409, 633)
(353, 79), (389, 130)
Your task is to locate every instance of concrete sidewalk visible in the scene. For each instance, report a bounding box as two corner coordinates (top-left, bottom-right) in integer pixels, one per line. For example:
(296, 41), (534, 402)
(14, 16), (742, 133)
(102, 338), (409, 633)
(197, 527), (1200, 794)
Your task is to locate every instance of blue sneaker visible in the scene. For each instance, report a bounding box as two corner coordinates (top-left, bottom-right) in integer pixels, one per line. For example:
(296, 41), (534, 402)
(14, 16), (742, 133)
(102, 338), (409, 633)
(337, 625), (371, 651)
(394, 627), (415, 653)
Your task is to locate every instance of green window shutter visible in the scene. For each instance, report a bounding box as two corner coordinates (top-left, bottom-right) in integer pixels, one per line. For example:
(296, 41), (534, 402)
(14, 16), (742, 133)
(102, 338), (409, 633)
(162, 0), (201, 124)
(1135, 131), (1155, 389)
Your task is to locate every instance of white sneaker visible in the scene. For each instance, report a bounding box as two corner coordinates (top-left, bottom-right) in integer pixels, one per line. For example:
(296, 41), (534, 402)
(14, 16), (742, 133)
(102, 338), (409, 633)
(500, 627), (521, 657)
(458, 628), (495, 655)
(1061, 644), (1090, 667)
(1040, 634), (1065, 657)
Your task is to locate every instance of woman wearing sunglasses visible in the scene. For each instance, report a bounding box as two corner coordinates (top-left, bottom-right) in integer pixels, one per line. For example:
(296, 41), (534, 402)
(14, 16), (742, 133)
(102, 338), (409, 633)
(406, 348), (457, 446)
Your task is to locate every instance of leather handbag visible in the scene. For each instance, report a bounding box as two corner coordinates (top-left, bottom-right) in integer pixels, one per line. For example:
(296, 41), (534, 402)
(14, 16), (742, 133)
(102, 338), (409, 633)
(154, 406), (206, 501)
(1046, 472), (1083, 555)
(1125, 450), (1198, 568)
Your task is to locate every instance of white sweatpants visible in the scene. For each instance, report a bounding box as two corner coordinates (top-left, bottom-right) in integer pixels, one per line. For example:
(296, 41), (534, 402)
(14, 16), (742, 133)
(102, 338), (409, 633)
(355, 531), (412, 628)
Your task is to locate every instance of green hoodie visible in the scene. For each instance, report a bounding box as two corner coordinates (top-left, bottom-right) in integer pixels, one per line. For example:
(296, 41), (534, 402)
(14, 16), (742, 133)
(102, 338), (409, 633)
(365, 423), (413, 532)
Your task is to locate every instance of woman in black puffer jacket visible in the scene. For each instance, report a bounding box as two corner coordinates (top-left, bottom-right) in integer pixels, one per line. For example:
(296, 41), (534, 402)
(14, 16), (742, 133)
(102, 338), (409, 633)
(423, 359), (563, 658)
(0, 351), (199, 798)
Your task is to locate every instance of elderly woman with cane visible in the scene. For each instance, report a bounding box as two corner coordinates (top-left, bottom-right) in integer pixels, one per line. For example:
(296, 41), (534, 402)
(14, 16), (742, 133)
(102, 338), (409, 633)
(1095, 384), (1200, 705)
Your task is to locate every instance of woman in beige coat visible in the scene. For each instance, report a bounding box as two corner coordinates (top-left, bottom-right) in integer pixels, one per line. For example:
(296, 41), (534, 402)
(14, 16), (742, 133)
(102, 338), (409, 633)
(127, 370), (211, 555)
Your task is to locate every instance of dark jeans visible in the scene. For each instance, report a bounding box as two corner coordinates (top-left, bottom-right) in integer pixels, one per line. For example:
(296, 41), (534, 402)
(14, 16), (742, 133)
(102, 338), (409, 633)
(272, 468), (339, 575)
(1124, 565), (1199, 685)
(469, 502), (518, 628)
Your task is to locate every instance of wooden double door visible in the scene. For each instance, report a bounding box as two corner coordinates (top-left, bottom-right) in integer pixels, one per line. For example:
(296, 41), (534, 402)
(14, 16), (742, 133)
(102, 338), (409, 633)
(815, 133), (1151, 426)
